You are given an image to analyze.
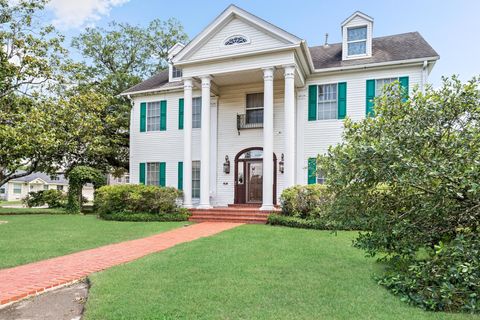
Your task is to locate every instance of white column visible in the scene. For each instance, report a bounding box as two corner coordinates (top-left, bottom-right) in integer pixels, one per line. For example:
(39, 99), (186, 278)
(284, 65), (296, 188)
(183, 78), (193, 208)
(261, 67), (275, 211)
(198, 75), (212, 209)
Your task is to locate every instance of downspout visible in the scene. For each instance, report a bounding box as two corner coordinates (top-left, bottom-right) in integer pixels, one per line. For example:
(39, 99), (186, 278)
(421, 60), (428, 93)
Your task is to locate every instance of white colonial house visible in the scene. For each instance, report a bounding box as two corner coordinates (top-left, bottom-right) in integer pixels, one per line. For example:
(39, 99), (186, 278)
(123, 5), (438, 211)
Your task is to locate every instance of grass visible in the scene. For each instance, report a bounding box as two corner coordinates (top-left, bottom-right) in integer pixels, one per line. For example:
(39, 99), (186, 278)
(0, 215), (187, 269)
(0, 200), (23, 207)
(84, 225), (477, 320)
(0, 207), (66, 215)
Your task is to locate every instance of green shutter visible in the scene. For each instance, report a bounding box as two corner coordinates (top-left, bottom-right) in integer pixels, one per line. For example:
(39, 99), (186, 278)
(159, 162), (166, 187)
(140, 102), (146, 132)
(338, 82), (347, 119)
(307, 158), (317, 185)
(160, 100), (167, 131)
(139, 163), (146, 184)
(308, 85), (317, 121)
(178, 161), (183, 190)
(366, 79), (376, 116)
(399, 76), (409, 100)
(178, 98), (184, 130)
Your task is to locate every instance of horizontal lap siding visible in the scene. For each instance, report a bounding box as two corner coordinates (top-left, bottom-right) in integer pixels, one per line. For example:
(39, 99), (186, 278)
(130, 90), (202, 188)
(297, 65), (423, 184)
(215, 81), (285, 206)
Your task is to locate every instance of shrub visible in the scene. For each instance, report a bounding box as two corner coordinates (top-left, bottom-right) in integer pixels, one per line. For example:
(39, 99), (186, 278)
(267, 213), (364, 231)
(67, 166), (105, 214)
(95, 184), (189, 221)
(280, 184), (331, 219)
(378, 232), (480, 313)
(23, 190), (66, 208)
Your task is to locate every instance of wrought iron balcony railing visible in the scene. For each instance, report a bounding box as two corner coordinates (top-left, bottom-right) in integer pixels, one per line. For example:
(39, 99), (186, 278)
(237, 114), (263, 134)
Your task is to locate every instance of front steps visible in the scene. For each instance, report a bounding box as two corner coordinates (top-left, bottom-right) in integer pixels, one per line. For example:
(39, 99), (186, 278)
(189, 205), (280, 224)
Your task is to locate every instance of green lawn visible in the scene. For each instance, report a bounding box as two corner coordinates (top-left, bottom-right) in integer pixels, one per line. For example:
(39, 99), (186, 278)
(0, 215), (187, 269)
(0, 200), (23, 207)
(0, 207), (66, 215)
(84, 225), (477, 320)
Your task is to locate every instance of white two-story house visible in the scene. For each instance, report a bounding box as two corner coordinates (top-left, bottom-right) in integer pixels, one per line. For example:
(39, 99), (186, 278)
(123, 5), (438, 210)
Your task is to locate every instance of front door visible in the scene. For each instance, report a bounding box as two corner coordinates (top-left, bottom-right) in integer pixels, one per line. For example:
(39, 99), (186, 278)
(234, 147), (276, 205)
(246, 161), (262, 203)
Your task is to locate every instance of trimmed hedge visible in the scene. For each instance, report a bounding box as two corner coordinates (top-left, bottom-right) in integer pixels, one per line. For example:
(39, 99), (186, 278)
(0, 207), (66, 215)
(267, 213), (362, 231)
(280, 184), (331, 219)
(98, 211), (190, 222)
(95, 184), (189, 222)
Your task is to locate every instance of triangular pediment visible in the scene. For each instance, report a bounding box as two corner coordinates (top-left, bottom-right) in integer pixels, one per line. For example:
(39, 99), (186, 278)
(173, 5), (302, 63)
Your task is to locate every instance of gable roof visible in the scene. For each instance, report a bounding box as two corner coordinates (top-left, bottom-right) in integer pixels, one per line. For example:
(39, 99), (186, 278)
(341, 11), (374, 26)
(309, 32), (439, 70)
(121, 70), (180, 95)
(10, 172), (69, 184)
(172, 4), (302, 63)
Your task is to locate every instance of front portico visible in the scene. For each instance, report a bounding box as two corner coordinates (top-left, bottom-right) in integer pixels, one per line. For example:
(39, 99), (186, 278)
(172, 5), (309, 210)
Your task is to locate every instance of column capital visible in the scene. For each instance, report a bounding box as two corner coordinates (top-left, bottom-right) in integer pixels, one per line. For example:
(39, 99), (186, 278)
(283, 65), (296, 79)
(183, 78), (193, 89)
(262, 67), (275, 81)
(200, 75), (211, 88)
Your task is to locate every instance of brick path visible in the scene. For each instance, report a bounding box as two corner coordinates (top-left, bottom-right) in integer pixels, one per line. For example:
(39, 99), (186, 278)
(0, 222), (242, 306)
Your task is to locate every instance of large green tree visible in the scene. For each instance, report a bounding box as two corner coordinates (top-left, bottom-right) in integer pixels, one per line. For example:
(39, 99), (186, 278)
(70, 19), (188, 170)
(0, 0), (68, 185)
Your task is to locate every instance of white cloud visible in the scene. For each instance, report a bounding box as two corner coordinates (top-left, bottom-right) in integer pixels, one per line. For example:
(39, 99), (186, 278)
(48, 0), (129, 29)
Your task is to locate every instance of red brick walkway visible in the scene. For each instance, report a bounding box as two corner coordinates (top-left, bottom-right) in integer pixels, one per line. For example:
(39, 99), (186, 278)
(0, 222), (242, 306)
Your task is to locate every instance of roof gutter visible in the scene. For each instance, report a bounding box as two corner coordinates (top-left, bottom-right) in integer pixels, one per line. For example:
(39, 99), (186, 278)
(311, 56), (440, 74)
(119, 85), (184, 97)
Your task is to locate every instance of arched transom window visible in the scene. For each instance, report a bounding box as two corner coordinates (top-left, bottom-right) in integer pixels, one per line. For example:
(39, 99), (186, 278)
(224, 35), (249, 46)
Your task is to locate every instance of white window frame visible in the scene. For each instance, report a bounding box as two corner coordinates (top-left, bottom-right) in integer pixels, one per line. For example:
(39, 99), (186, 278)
(347, 25), (367, 57)
(13, 183), (22, 194)
(172, 66), (182, 79)
(192, 161), (200, 199)
(245, 92), (264, 124)
(57, 185), (64, 191)
(0, 187), (6, 194)
(146, 162), (160, 186)
(317, 83), (338, 120)
(317, 170), (326, 185)
(223, 34), (250, 46)
(375, 77), (399, 96)
(192, 97), (202, 129)
(146, 101), (161, 132)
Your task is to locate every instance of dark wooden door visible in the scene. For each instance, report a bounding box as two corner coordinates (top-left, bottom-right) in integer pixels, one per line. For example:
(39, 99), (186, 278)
(246, 161), (262, 203)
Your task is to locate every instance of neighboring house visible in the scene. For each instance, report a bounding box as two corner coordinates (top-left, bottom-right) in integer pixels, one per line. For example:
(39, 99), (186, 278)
(122, 5), (438, 210)
(107, 173), (130, 185)
(0, 172), (95, 202)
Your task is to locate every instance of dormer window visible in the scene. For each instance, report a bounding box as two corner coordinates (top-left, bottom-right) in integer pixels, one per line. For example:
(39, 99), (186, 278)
(347, 26), (367, 56)
(224, 35), (249, 46)
(172, 66), (182, 79)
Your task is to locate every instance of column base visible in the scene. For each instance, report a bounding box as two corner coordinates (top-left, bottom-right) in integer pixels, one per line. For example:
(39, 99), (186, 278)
(196, 204), (213, 210)
(260, 204), (275, 211)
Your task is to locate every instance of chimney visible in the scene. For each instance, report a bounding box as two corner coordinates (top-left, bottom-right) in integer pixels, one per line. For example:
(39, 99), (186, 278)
(324, 33), (329, 47)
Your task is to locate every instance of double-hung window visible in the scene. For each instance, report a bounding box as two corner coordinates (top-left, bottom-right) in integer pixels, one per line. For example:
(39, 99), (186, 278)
(13, 183), (22, 194)
(192, 161), (200, 198)
(317, 84), (338, 120)
(347, 26), (367, 56)
(375, 78), (398, 96)
(147, 102), (161, 131)
(246, 93), (264, 124)
(172, 66), (182, 79)
(192, 97), (202, 128)
(147, 162), (160, 186)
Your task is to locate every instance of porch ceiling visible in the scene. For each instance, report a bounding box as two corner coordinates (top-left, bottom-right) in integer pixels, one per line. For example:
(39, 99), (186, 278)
(208, 68), (298, 87)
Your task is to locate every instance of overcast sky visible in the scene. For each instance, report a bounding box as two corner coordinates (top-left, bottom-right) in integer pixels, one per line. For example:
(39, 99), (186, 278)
(44, 0), (480, 87)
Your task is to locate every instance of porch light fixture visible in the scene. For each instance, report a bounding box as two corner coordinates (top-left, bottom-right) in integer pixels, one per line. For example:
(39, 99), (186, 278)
(279, 153), (285, 174)
(223, 155), (231, 174)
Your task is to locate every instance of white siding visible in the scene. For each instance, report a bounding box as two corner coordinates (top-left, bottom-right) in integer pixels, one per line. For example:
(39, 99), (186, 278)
(187, 17), (289, 61)
(297, 65), (423, 184)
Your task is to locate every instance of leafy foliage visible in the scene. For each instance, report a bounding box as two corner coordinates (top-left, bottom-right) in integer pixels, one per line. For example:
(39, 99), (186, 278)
(95, 184), (188, 221)
(319, 76), (480, 313)
(280, 184), (331, 219)
(23, 189), (66, 208)
(267, 213), (362, 230)
(66, 166), (105, 213)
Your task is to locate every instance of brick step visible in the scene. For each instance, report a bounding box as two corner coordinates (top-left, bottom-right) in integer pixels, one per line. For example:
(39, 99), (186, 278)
(190, 213), (269, 219)
(189, 217), (267, 224)
(190, 210), (270, 216)
(190, 208), (279, 213)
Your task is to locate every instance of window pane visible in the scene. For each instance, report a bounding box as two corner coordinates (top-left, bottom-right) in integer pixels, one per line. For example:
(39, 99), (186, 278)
(147, 162), (160, 186)
(147, 102), (161, 131)
(192, 97), (202, 128)
(246, 93), (263, 109)
(246, 109), (263, 124)
(317, 84), (338, 120)
(13, 184), (22, 194)
(246, 93), (264, 124)
(192, 161), (200, 198)
(317, 170), (326, 184)
(347, 26), (367, 41)
(172, 66), (182, 78)
(348, 41), (366, 55)
(375, 78), (398, 96)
